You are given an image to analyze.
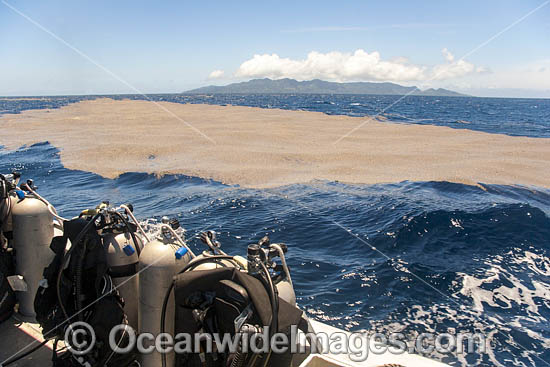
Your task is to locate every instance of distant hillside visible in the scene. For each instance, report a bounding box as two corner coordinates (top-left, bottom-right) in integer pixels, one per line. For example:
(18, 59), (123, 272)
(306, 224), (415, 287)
(184, 78), (469, 97)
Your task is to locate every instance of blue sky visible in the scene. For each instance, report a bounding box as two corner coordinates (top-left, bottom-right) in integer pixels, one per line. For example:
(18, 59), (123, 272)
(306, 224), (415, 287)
(1, 1), (549, 97)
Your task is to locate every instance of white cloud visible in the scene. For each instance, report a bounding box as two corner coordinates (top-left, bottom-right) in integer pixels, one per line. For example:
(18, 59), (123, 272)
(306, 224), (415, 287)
(208, 69), (225, 79)
(458, 59), (550, 90)
(428, 59), (550, 97)
(236, 50), (426, 82)
(235, 49), (482, 83)
(442, 48), (455, 62)
(431, 49), (476, 80)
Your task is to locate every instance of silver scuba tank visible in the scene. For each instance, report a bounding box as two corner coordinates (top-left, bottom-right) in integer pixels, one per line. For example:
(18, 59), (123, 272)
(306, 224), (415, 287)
(192, 250), (241, 270)
(247, 241), (296, 306)
(104, 231), (143, 331)
(276, 279), (296, 306)
(270, 243), (296, 306)
(138, 219), (191, 367)
(11, 191), (54, 318)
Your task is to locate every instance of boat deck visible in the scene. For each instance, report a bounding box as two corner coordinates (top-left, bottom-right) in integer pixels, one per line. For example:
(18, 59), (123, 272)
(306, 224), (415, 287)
(0, 316), (54, 366)
(1, 316), (451, 367)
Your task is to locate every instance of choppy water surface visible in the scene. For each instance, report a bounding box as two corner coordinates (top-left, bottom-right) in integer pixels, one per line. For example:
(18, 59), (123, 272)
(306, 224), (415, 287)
(1, 95), (550, 366)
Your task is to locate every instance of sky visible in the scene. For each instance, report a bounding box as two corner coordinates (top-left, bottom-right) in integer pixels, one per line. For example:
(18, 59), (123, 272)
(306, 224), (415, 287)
(0, 1), (549, 98)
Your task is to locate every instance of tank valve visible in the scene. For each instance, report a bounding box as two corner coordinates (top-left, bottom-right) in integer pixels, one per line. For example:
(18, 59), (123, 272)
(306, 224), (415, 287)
(247, 244), (261, 275)
(1, 171), (21, 190)
(258, 236), (270, 247)
(160, 216), (180, 229)
(26, 179), (37, 190)
(169, 218), (180, 230)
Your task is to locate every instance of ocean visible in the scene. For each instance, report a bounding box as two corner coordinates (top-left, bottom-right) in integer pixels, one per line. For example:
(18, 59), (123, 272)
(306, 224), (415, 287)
(1, 94), (550, 366)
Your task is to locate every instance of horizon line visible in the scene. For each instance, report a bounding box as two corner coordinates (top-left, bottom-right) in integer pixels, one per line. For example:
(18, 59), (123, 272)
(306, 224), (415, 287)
(2, 92), (550, 100)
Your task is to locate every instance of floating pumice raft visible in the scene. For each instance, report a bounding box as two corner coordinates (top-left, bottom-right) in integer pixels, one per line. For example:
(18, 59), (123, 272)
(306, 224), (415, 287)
(1, 98), (549, 189)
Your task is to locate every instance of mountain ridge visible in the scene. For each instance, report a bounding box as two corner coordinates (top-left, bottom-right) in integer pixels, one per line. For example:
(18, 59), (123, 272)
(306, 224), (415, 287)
(184, 78), (469, 97)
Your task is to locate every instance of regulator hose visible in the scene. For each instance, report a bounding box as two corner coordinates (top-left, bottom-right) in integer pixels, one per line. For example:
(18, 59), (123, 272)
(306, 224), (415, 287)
(22, 183), (68, 223)
(160, 255), (234, 367)
(74, 241), (86, 321)
(257, 260), (278, 338)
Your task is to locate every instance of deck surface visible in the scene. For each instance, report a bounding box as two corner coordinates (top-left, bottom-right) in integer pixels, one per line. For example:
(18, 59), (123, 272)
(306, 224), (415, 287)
(0, 316), (53, 366)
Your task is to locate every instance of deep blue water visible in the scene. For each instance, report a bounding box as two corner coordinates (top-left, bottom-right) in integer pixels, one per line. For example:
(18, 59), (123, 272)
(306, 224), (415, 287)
(1, 93), (549, 137)
(1, 96), (550, 366)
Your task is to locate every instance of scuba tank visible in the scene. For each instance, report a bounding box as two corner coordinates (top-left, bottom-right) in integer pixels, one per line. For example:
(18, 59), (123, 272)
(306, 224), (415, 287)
(1, 173), (63, 321)
(138, 217), (193, 367)
(248, 237), (296, 306)
(105, 232), (142, 330)
(164, 234), (303, 367)
(33, 202), (141, 367)
(101, 203), (144, 332)
(80, 201), (147, 331)
(11, 182), (55, 318)
(271, 245), (295, 306)
(191, 230), (246, 270)
(275, 279), (295, 306)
